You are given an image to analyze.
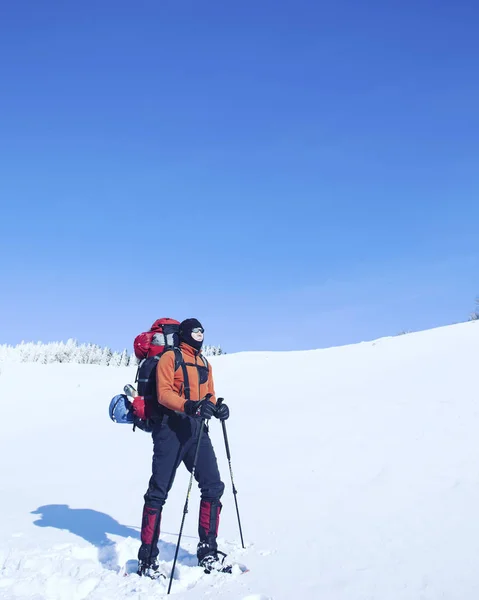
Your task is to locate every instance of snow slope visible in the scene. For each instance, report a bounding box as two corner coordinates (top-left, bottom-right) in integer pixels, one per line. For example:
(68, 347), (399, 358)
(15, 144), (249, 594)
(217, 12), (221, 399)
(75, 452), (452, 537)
(1, 321), (479, 599)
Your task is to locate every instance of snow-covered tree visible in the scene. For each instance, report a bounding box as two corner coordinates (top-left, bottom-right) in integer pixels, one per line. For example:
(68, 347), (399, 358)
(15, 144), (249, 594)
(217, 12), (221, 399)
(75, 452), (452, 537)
(17, 341), (30, 363)
(202, 345), (225, 356)
(31, 342), (45, 363)
(88, 344), (104, 365)
(54, 341), (68, 363)
(44, 343), (60, 364)
(61, 339), (78, 363)
(109, 351), (121, 367)
(470, 297), (479, 321)
(119, 349), (130, 367)
(97, 346), (109, 366)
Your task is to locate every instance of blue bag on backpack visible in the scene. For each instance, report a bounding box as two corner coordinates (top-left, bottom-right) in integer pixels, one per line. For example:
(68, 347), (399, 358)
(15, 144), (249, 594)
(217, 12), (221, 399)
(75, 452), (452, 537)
(109, 390), (152, 432)
(109, 394), (135, 424)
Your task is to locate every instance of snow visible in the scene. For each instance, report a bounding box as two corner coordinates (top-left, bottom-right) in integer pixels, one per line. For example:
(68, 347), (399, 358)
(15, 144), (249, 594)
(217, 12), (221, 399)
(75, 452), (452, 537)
(1, 321), (479, 599)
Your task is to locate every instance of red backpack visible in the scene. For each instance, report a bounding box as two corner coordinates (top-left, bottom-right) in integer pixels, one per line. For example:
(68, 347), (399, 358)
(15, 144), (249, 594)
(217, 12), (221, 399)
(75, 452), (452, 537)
(127, 318), (181, 427)
(134, 318), (180, 360)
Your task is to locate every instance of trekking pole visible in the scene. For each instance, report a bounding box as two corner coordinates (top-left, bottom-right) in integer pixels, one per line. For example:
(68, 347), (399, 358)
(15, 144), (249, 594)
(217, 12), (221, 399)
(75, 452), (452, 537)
(216, 398), (245, 549)
(168, 417), (206, 594)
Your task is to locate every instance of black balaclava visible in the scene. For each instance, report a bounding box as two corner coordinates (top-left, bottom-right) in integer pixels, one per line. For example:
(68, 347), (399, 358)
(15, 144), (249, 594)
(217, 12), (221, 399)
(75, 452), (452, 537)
(179, 318), (204, 351)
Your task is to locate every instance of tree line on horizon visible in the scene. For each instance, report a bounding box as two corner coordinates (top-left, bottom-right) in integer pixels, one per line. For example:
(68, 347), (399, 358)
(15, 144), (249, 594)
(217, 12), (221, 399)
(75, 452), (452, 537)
(0, 339), (224, 366)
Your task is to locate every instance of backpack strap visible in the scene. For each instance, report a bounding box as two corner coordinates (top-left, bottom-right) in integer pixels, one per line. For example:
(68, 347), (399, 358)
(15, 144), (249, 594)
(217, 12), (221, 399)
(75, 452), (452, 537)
(137, 355), (160, 388)
(173, 347), (190, 401)
(135, 358), (145, 384)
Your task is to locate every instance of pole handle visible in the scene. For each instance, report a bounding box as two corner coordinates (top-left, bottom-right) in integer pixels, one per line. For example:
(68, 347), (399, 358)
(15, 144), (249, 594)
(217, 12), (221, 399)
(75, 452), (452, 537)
(216, 398), (232, 458)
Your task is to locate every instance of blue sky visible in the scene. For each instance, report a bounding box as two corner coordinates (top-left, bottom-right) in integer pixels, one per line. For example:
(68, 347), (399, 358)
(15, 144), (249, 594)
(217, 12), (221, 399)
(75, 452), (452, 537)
(1, 0), (478, 353)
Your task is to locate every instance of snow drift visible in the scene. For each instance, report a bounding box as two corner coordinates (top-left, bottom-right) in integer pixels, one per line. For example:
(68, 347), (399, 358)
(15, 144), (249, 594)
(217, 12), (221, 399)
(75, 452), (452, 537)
(1, 321), (479, 599)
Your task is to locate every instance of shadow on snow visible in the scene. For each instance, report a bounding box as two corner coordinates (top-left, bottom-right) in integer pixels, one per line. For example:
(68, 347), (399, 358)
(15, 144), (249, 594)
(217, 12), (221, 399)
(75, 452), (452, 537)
(31, 504), (196, 571)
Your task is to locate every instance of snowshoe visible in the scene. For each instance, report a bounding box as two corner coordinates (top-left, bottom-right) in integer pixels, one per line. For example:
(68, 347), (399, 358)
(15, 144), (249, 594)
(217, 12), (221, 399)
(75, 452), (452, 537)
(137, 559), (165, 580)
(198, 550), (233, 574)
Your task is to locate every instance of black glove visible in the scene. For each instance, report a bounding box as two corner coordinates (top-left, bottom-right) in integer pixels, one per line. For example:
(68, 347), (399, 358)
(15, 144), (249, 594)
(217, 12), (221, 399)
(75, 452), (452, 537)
(184, 398), (216, 419)
(215, 402), (230, 421)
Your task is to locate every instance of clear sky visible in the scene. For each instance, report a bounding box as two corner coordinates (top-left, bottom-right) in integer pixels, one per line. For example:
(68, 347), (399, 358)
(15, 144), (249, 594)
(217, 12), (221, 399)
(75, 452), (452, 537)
(1, 0), (478, 353)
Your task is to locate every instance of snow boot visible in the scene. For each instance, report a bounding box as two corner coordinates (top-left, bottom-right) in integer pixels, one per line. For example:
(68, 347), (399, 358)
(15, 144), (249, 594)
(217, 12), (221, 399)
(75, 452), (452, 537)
(198, 550), (233, 574)
(137, 559), (165, 579)
(197, 499), (231, 572)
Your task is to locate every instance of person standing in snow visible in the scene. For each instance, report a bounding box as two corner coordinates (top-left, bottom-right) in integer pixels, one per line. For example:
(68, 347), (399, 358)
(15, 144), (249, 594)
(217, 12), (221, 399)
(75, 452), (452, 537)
(137, 318), (230, 578)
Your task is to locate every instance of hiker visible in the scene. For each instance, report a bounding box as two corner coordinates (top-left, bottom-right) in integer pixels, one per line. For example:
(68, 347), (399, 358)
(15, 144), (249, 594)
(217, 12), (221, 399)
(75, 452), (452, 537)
(137, 318), (230, 578)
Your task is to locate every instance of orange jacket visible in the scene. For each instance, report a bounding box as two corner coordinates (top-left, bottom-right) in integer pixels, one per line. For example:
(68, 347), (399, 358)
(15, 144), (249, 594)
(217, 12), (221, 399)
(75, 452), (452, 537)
(156, 343), (216, 413)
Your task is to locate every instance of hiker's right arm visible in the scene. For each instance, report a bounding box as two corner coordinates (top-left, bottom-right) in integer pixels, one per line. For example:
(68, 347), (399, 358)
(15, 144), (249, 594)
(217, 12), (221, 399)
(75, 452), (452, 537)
(157, 351), (185, 412)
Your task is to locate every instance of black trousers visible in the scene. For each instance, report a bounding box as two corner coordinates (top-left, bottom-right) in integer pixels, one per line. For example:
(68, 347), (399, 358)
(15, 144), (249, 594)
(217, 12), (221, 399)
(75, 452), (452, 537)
(144, 413), (225, 507)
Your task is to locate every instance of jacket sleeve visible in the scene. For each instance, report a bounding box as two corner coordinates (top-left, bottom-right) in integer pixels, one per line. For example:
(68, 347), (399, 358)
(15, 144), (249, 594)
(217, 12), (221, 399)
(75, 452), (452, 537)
(157, 351), (185, 413)
(207, 362), (217, 405)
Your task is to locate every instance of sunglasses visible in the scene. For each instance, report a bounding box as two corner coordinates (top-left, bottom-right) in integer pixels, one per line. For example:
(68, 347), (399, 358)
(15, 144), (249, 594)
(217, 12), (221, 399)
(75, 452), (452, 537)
(191, 327), (204, 334)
